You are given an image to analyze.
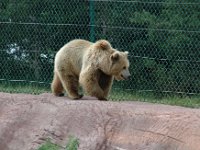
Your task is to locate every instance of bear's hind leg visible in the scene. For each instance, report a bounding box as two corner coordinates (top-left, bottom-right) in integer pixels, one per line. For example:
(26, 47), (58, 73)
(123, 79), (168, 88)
(59, 72), (83, 100)
(51, 72), (64, 96)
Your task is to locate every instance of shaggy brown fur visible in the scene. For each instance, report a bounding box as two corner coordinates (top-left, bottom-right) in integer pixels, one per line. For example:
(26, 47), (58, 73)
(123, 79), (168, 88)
(51, 39), (130, 100)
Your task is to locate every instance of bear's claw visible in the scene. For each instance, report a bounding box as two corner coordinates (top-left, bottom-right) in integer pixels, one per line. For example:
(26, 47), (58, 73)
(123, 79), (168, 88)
(73, 94), (83, 100)
(98, 98), (108, 101)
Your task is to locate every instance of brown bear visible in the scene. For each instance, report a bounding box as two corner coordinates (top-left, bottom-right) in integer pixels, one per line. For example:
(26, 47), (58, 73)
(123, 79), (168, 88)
(51, 39), (130, 100)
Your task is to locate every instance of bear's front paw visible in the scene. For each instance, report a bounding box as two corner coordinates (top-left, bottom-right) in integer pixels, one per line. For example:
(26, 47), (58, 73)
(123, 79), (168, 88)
(58, 93), (65, 97)
(98, 97), (108, 101)
(72, 94), (84, 100)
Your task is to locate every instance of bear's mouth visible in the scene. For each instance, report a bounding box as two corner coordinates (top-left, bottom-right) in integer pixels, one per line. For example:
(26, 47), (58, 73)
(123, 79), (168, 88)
(121, 74), (130, 80)
(121, 75), (126, 80)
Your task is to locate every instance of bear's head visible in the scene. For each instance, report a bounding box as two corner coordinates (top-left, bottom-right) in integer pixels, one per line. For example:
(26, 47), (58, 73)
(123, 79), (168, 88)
(110, 51), (131, 81)
(92, 40), (131, 80)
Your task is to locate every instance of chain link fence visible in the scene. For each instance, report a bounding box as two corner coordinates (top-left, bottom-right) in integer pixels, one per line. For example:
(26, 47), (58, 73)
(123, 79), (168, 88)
(0, 0), (200, 99)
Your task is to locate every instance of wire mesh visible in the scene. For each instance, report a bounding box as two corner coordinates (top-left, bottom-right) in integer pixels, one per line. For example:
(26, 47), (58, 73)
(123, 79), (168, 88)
(0, 0), (200, 98)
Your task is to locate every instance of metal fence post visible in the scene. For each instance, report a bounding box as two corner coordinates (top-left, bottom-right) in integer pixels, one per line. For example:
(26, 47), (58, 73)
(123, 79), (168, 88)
(89, 0), (95, 42)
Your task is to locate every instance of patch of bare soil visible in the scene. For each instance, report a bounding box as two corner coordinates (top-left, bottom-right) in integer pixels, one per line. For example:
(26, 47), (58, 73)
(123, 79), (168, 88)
(0, 92), (200, 150)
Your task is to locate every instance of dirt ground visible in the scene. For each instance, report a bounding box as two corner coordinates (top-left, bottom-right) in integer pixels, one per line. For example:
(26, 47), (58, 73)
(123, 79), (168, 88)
(0, 92), (200, 150)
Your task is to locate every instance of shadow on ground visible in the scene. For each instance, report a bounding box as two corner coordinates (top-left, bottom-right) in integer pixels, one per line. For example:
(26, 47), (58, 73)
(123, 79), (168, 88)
(0, 92), (200, 150)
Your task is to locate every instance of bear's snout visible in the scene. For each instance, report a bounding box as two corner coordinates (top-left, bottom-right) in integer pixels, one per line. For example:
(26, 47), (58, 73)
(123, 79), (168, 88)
(121, 74), (131, 80)
(121, 69), (131, 80)
(126, 74), (131, 79)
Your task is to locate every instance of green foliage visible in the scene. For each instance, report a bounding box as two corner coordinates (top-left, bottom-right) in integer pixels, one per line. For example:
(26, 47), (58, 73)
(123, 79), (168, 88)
(38, 140), (60, 150)
(0, 0), (199, 97)
(66, 136), (79, 150)
(37, 137), (79, 150)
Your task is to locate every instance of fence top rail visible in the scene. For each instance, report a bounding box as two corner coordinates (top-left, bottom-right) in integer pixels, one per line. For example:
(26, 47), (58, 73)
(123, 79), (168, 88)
(1, 22), (200, 33)
(88, 0), (200, 5)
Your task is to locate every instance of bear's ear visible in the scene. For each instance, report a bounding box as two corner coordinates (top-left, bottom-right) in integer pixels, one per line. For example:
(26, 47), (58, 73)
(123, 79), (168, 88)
(124, 51), (129, 55)
(111, 52), (119, 62)
(124, 51), (129, 57)
(95, 40), (111, 50)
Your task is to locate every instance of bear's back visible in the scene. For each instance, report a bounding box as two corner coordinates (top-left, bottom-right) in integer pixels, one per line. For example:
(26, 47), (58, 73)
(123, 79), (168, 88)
(54, 39), (93, 76)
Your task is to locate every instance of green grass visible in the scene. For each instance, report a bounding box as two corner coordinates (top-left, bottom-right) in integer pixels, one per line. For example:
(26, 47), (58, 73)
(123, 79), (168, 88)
(109, 89), (200, 108)
(37, 136), (79, 150)
(0, 82), (50, 94)
(0, 82), (200, 108)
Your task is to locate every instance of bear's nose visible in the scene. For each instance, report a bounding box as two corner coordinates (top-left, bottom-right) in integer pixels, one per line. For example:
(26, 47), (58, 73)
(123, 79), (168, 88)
(126, 75), (131, 79)
(123, 74), (131, 80)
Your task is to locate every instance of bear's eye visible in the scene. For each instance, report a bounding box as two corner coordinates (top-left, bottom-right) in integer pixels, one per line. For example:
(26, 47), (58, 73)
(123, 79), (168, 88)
(123, 66), (126, 69)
